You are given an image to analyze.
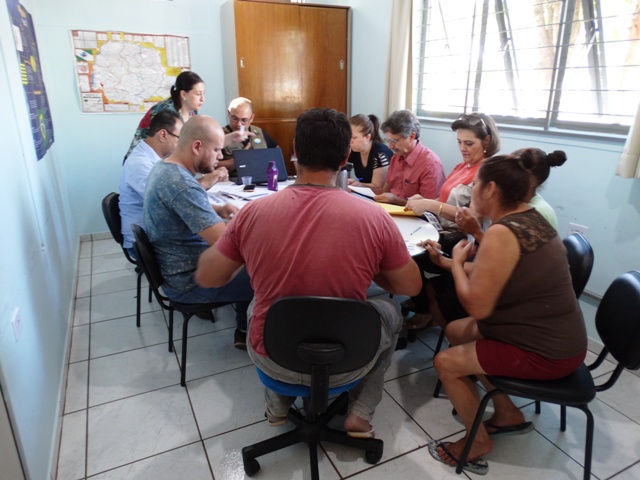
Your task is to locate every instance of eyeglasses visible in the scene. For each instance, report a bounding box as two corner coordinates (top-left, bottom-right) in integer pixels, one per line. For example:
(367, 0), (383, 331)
(458, 114), (490, 135)
(230, 115), (251, 124)
(165, 130), (180, 139)
(386, 136), (405, 146)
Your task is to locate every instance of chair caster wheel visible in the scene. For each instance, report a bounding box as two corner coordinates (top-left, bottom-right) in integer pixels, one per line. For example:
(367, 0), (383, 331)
(365, 449), (382, 464)
(243, 458), (260, 476)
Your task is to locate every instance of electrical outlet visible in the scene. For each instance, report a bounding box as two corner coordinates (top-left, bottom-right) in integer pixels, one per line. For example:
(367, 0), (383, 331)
(568, 222), (588, 238)
(11, 308), (22, 342)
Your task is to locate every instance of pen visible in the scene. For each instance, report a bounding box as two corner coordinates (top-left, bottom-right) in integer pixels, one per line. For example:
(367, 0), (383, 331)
(409, 226), (422, 235)
(431, 246), (451, 258)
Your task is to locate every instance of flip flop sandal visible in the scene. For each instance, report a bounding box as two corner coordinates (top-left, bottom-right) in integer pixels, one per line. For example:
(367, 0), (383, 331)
(428, 440), (488, 476)
(346, 428), (375, 439)
(484, 420), (534, 437)
(403, 313), (433, 330)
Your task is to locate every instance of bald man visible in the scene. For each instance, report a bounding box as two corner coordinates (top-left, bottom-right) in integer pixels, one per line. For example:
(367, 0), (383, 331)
(143, 115), (254, 349)
(219, 97), (278, 172)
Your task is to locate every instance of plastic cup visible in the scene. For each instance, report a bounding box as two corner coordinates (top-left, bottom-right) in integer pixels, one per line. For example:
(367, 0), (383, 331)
(241, 176), (253, 186)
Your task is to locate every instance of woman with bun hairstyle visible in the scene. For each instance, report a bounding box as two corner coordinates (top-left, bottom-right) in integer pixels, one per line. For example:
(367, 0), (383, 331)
(424, 154), (586, 474)
(124, 71), (206, 160)
(347, 114), (392, 194)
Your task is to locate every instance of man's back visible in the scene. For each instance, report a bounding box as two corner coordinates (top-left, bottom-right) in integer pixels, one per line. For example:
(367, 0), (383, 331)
(216, 185), (410, 355)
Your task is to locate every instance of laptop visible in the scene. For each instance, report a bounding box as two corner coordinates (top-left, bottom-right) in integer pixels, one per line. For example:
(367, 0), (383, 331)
(232, 148), (288, 185)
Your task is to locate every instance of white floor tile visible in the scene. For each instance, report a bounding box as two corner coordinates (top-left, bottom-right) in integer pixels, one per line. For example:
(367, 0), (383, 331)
(65, 361), (88, 413)
(77, 257), (91, 277)
(86, 385), (199, 476)
(91, 289), (159, 323)
(76, 275), (91, 299)
(595, 369), (640, 423)
(90, 310), (169, 358)
(73, 296), (90, 326)
(56, 410), (86, 480)
(171, 305), (237, 341)
(91, 269), (146, 296)
(204, 421), (341, 480)
(91, 239), (123, 257)
(88, 343), (180, 406)
(92, 252), (136, 275)
(69, 325), (90, 363)
(386, 334), (437, 381)
(610, 461), (640, 479)
(188, 365), (266, 439)
(173, 329), (252, 383)
(89, 442), (213, 480)
(79, 241), (92, 259)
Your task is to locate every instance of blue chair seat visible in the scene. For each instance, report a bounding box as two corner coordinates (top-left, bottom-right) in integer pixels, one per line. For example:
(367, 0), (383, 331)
(256, 367), (360, 397)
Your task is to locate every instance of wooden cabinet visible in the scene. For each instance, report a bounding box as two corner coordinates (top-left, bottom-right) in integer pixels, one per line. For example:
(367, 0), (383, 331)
(233, 0), (350, 173)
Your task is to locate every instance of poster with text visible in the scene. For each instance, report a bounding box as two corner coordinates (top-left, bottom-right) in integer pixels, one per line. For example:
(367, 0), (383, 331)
(7, 0), (54, 160)
(71, 30), (190, 114)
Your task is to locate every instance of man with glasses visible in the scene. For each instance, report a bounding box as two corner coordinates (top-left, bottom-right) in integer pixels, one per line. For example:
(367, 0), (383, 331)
(119, 110), (184, 257)
(374, 109), (445, 206)
(219, 97), (278, 172)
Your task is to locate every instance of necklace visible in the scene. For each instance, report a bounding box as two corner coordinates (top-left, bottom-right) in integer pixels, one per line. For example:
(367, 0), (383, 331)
(292, 182), (340, 189)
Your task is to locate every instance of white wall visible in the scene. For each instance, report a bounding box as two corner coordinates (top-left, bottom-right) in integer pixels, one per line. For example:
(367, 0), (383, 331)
(0, 1), (77, 478)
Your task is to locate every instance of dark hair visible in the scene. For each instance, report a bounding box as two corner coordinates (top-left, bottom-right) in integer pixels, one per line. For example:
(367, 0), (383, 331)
(295, 108), (351, 172)
(381, 110), (421, 140)
(349, 114), (383, 143)
(170, 71), (204, 110)
(451, 112), (501, 157)
(147, 110), (181, 137)
(477, 154), (532, 208)
(512, 147), (567, 187)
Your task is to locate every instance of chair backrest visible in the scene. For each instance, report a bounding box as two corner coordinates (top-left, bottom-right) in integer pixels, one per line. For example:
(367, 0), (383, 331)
(131, 224), (167, 299)
(596, 271), (640, 371)
(102, 192), (124, 246)
(563, 232), (594, 298)
(263, 297), (381, 376)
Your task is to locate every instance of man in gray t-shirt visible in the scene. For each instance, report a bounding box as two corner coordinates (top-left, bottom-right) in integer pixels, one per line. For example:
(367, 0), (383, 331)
(143, 115), (254, 350)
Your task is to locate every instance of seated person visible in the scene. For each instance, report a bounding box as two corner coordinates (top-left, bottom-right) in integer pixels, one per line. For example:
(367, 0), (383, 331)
(143, 115), (254, 349)
(373, 109), (445, 206)
(424, 154), (586, 473)
(219, 97), (278, 172)
(194, 108), (422, 436)
(119, 110), (183, 258)
(428, 147), (569, 331)
(401, 112), (500, 329)
(346, 114), (392, 194)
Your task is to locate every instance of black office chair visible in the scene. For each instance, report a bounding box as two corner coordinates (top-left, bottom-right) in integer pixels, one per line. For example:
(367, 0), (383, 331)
(454, 270), (640, 479)
(433, 232), (595, 399)
(101, 192), (151, 327)
(241, 297), (384, 480)
(131, 224), (231, 386)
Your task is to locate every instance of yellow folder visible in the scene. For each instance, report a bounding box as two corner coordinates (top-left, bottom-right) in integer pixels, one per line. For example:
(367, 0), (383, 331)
(377, 203), (420, 216)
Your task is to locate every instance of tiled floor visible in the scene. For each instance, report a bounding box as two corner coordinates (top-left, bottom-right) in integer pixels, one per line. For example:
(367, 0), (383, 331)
(56, 237), (640, 479)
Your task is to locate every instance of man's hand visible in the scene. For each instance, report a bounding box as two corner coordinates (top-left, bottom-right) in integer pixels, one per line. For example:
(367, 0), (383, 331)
(199, 167), (229, 190)
(213, 202), (239, 220)
(224, 130), (255, 147)
(373, 192), (406, 205)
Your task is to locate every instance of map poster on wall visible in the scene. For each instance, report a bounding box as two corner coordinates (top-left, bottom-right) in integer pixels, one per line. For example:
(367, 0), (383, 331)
(7, 0), (55, 160)
(70, 30), (191, 114)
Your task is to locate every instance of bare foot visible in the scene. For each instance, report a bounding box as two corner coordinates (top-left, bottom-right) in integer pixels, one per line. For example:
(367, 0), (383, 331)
(343, 411), (372, 434)
(484, 410), (526, 431)
(437, 436), (493, 466)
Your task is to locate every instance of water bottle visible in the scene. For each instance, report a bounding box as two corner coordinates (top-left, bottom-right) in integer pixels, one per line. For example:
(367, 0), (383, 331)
(267, 160), (278, 191)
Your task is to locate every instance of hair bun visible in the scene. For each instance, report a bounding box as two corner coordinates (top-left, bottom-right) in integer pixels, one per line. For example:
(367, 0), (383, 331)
(547, 150), (567, 167)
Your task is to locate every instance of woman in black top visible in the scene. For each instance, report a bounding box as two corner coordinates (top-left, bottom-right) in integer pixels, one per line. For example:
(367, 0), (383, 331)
(347, 114), (392, 194)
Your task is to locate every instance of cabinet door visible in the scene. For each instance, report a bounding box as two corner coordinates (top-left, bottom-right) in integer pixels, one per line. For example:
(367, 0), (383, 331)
(300, 6), (348, 113)
(234, 1), (301, 119)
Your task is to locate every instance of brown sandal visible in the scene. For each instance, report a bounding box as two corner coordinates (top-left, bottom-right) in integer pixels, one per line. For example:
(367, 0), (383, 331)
(403, 313), (433, 330)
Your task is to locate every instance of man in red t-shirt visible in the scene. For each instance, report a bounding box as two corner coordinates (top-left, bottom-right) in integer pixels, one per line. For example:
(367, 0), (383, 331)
(196, 108), (421, 437)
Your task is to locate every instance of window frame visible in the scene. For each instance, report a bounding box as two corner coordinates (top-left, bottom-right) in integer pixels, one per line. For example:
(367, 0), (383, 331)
(413, 0), (635, 137)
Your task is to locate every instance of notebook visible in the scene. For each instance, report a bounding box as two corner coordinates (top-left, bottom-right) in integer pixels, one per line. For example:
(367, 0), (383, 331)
(232, 148), (288, 185)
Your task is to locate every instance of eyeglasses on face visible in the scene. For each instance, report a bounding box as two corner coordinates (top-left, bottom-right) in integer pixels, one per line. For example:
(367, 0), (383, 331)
(165, 130), (180, 139)
(230, 115), (251, 124)
(386, 135), (407, 145)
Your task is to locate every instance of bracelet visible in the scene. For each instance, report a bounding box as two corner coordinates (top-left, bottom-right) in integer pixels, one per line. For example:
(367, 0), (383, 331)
(437, 203), (443, 216)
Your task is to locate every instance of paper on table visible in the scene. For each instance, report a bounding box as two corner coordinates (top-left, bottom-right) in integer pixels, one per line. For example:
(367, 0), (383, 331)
(377, 203), (420, 216)
(349, 185), (376, 198)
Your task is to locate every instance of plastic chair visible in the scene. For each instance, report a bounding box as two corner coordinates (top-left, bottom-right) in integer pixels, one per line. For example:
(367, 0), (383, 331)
(131, 224), (230, 386)
(101, 192), (150, 327)
(456, 270), (640, 480)
(241, 297), (384, 479)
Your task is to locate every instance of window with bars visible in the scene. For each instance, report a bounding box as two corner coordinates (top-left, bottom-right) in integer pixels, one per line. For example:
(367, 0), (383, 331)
(413, 0), (640, 135)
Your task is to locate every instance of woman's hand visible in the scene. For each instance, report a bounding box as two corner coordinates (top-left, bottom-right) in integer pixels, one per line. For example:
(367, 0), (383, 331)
(451, 239), (474, 266)
(405, 197), (435, 215)
(423, 239), (450, 269)
(373, 192), (396, 204)
(455, 207), (484, 243)
(348, 178), (361, 187)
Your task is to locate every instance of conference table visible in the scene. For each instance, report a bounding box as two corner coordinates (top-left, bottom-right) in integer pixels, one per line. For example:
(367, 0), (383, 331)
(208, 180), (439, 256)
